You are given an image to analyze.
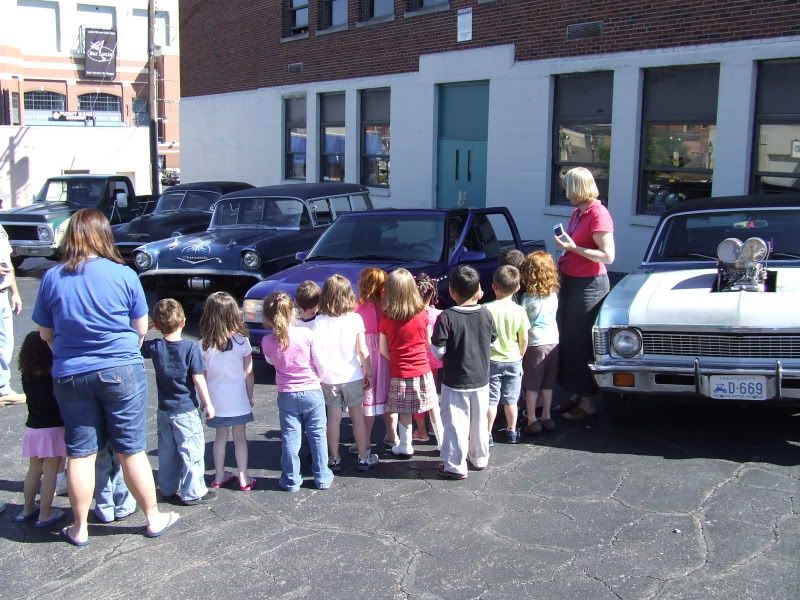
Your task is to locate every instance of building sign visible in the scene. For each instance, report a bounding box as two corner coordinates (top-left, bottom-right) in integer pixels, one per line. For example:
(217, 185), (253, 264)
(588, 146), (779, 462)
(457, 8), (472, 43)
(51, 111), (96, 126)
(84, 28), (117, 79)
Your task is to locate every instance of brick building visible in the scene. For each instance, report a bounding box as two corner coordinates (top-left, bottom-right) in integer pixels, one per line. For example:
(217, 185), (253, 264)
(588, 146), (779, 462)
(0, 0), (181, 205)
(178, 0), (800, 270)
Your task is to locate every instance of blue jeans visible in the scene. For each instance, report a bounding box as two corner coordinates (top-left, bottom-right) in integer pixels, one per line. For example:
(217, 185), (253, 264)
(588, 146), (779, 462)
(54, 363), (147, 457)
(277, 389), (333, 491)
(94, 445), (136, 521)
(157, 408), (208, 501)
(0, 290), (14, 395)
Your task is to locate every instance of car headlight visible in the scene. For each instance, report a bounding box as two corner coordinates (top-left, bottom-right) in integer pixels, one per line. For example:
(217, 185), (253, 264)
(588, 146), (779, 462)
(242, 250), (261, 270)
(37, 225), (54, 242)
(610, 328), (642, 358)
(134, 251), (153, 271)
(242, 299), (263, 323)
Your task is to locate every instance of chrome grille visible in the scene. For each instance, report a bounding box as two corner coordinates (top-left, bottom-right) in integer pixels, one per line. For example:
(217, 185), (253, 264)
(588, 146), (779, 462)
(593, 329), (609, 357)
(3, 225), (39, 241)
(642, 332), (800, 358)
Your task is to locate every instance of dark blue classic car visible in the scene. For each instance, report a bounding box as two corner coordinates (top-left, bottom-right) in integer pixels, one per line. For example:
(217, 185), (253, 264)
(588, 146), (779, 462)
(242, 207), (544, 350)
(112, 181), (253, 264)
(133, 182), (373, 307)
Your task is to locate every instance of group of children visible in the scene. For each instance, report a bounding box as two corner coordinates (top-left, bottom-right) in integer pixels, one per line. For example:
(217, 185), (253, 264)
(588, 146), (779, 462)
(11, 248), (562, 518)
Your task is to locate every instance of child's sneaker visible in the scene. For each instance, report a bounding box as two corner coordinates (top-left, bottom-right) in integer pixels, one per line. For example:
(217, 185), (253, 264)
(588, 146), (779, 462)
(541, 418), (556, 432)
(506, 429), (519, 444)
(356, 453), (379, 471)
(523, 421), (543, 435)
(328, 456), (342, 472)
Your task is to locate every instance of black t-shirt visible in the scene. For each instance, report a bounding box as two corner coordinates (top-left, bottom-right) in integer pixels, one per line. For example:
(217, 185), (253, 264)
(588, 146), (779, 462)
(431, 305), (497, 389)
(22, 373), (64, 429)
(141, 338), (205, 414)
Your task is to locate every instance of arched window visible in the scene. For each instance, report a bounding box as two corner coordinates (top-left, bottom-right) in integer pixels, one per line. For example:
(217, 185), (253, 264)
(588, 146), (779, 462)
(78, 93), (121, 113)
(23, 91), (66, 124)
(23, 91), (65, 112)
(77, 92), (122, 124)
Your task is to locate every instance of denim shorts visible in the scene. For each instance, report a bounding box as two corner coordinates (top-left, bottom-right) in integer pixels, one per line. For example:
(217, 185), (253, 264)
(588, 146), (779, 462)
(488, 360), (523, 407)
(54, 363), (148, 458)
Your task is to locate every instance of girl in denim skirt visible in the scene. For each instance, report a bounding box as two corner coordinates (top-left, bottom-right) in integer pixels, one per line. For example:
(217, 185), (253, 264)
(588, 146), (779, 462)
(200, 292), (256, 491)
(262, 292), (333, 491)
(15, 331), (67, 528)
(379, 269), (442, 458)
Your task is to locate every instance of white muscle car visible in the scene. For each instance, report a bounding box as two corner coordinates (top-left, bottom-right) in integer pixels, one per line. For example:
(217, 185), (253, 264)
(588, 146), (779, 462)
(590, 194), (800, 404)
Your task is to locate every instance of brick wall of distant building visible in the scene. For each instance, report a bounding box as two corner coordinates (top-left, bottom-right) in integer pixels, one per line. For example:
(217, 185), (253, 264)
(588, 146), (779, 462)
(179, 0), (800, 98)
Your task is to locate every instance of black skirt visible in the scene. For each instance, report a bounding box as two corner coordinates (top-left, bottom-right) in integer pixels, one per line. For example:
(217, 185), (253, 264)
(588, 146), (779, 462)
(557, 273), (609, 396)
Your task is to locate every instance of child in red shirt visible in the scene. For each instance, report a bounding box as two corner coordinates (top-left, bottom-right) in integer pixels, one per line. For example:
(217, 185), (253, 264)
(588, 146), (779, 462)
(379, 269), (442, 457)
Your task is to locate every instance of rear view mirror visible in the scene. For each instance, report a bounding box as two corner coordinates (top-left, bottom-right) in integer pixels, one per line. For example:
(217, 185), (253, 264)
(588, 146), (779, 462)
(115, 192), (129, 209)
(295, 251), (309, 262)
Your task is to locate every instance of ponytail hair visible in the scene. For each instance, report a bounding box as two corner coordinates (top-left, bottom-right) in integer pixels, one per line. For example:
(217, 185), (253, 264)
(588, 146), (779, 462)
(262, 292), (295, 351)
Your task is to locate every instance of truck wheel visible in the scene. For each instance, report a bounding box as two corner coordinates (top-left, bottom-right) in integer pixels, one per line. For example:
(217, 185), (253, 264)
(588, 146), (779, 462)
(603, 391), (637, 420)
(11, 256), (25, 269)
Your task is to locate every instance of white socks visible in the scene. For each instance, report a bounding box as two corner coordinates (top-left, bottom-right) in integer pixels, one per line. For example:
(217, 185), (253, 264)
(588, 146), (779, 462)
(393, 422), (413, 456)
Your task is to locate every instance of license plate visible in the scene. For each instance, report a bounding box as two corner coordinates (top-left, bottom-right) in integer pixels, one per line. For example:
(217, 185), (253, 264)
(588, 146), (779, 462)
(709, 375), (767, 401)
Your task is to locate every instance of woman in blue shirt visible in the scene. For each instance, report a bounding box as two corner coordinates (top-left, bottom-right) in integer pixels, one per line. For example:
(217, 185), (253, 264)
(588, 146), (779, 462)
(33, 209), (179, 546)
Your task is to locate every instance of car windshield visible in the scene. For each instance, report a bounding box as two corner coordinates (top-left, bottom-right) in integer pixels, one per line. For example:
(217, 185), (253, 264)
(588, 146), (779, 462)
(36, 179), (105, 207)
(307, 214), (446, 262)
(210, 197), (308, 228)
(155, 190), (219, 213)
(649, 209), (800, 262)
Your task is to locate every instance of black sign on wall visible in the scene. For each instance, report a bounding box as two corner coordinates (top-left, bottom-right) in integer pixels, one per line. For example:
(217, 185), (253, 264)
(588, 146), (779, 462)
(84, 28), (117, 79)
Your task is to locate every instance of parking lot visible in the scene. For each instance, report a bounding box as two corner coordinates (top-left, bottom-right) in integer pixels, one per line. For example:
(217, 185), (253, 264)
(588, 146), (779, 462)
(0, 260), (797, 600)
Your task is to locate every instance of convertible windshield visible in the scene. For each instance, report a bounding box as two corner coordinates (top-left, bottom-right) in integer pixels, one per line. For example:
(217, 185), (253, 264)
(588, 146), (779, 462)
(210, 197), (308, 228)
(650, 209), (800, 262)
(156, 190), (219, 213)
(307, 214), (446, 262)
(36, 179), (105, 207)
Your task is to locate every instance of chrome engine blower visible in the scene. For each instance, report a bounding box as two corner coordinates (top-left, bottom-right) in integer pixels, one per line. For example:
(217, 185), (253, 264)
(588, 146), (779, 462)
(715, 237), (770, 292)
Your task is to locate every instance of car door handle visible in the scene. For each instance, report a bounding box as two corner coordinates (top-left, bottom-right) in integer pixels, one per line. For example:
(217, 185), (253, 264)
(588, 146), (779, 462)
(467, 150), (472, 182)
(455, 150), (460, 181)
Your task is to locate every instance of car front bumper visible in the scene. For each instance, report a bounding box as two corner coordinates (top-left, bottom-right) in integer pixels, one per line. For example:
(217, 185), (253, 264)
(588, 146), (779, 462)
(590, 358), (800, 400)
(12, 241), (58, 258)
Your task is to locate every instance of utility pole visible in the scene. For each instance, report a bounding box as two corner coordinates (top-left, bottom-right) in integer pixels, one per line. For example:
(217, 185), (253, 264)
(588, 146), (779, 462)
(148, 0), (160, 196)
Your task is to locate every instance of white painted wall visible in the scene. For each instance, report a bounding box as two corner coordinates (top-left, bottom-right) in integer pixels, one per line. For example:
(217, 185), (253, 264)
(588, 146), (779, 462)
(180, 36), (800, 272)
(0, 125), (151, 206)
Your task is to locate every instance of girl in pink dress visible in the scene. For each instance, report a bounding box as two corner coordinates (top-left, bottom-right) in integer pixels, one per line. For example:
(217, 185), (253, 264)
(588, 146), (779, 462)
(413, 273), (442, 443)
(355, 268), (393, 448)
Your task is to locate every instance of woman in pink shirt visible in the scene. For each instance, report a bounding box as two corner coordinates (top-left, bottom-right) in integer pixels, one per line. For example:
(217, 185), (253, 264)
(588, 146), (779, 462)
(262, 292), (334, 492)
(554, 167), (616, 419)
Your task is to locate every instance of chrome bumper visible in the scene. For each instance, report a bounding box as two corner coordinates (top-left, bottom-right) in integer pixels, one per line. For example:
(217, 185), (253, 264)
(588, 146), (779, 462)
(12, 241), (58, 258)
(590, 359), (800, 400)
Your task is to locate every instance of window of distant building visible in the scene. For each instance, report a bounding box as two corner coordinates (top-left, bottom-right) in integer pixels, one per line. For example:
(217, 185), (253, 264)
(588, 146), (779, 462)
(639, 64), (719, 215)
(752, 59), (800, 195)
(360, 88), (390, 187)
(407, 0), (447, 11)
(363, 0), (393, 19)
(285, 0), (309, 36)
(11, 93), (20, 125)
(78, 92), (121, 124)
(132, 98), (148, 127)
(320, 0), (347, 29)
(23, 90), (65, 124)
(320, 93), (345, 182)
(551, 71), (613, 206)
(285, 96), (307, 180)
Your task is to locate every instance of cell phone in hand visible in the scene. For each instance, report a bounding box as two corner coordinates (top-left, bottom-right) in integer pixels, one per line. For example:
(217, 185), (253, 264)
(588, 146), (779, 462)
(554, 223), (565, 238)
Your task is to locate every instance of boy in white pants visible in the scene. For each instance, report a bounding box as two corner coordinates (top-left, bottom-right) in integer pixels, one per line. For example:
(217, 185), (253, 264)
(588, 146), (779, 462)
(431, 265), (497, 479)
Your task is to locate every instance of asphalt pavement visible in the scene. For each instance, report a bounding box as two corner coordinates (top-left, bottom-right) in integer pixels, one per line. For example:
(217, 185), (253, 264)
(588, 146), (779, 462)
(0, 259), (797, 600)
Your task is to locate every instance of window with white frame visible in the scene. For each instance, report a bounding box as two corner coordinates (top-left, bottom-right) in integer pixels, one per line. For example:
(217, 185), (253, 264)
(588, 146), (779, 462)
(361, 88), (390, 187)
(285, 0), (309, 36)
(285, 96), (307, 180)
(639, 65), (719, 215)
(16, 0), (61, 53)
(752, 59), (800, 195)
(407, 0), (447, 10)
(551, 71), (613, 206)
(320, 93), (346, 182)
(363, 0), (393, 19)
(78, 92), (121, 123)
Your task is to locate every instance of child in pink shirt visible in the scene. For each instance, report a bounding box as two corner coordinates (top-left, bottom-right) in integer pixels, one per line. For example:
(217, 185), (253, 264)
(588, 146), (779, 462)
(262, 292), (333, 491)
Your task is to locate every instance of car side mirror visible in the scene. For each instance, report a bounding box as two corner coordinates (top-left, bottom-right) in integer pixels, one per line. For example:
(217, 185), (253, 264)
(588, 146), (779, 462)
(295, 250), (309, 262)
(459, 250), (487, 263)
(115, 192), (129, 209)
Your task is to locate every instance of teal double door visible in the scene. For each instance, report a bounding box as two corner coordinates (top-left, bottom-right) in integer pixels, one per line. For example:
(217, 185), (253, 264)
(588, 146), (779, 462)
(436, 81), (489, 209)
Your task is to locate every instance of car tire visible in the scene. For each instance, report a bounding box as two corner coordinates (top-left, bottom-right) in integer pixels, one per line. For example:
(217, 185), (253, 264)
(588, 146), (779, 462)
(603, 391), (637, 420)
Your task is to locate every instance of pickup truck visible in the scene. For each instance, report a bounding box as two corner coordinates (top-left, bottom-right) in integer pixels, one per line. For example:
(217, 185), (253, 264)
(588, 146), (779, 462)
(242, 207), (544, 352)
(0, 174), (152, 267)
